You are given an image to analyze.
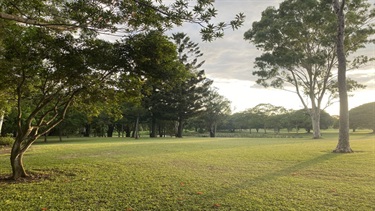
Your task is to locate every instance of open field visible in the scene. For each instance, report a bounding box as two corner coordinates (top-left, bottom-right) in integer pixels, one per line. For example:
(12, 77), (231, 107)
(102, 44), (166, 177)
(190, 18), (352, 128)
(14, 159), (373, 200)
(0, 132), (374, 210)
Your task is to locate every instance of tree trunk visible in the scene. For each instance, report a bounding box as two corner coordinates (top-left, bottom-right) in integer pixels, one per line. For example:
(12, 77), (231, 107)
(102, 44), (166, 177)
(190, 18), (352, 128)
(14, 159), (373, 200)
(150, 117), (156, 138)
(209, 123), (216, 137)
(176, 118), (184, 138)
(333, 0), (352, 153)
(84, 124), (91, 137)
(0, 111), (4, 135)
(59, 127), (63, 142)
(310, 109), (321, 139)
(134, 115), (140, 139)
(107, 124), (114, 137)
(10, 140), (28, 180)
(125, 125), (131, 137)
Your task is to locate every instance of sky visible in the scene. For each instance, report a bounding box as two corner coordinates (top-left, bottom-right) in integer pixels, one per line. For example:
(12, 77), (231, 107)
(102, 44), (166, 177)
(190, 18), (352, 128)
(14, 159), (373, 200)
(169, 0), (375, 115)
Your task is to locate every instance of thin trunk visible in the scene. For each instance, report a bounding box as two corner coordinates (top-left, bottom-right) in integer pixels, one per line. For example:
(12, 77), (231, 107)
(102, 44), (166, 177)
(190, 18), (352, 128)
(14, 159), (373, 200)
(59, 127), (62, 142)
(125, 125), (131, 137)
(333, 0), (352, 153)
(0, 111), (4, 135)
(107, 124), (114, 137)
(134, 115), (140, 139)
(150, 117), (156, 138)
(84, 124), (91, 137)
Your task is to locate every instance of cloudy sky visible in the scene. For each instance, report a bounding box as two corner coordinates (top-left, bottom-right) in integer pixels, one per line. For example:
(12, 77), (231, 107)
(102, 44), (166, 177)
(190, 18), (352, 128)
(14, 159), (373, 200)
(171, 0), (375, 115)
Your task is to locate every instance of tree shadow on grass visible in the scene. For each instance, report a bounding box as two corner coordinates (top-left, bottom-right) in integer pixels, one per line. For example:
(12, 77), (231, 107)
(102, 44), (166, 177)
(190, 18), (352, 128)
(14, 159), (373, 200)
(209, 152), (342, 199)
(254, 152), (341, 183)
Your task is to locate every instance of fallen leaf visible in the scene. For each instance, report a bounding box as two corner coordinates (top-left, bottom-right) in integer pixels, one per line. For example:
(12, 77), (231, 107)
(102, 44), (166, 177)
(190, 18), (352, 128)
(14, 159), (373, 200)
(213, 203), (221, 208)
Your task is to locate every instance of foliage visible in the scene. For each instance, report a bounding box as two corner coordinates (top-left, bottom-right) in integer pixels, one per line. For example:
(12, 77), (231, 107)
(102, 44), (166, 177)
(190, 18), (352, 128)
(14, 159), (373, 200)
(0, 134), (374, 210)
(162, 33), (213, 137)
(198, 88), (231, 137)
(0, 136), (14, 146)
(0, 0), (245, 41)
(349, 102), (375, 132)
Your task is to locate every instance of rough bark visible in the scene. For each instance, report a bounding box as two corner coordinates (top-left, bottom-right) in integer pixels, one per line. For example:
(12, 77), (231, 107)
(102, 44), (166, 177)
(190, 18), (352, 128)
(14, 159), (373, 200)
(333, 0), (353, 153)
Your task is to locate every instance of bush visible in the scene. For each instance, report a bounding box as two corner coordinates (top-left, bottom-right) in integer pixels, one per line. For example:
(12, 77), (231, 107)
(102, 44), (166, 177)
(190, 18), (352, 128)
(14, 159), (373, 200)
(0, 136), (15, 146)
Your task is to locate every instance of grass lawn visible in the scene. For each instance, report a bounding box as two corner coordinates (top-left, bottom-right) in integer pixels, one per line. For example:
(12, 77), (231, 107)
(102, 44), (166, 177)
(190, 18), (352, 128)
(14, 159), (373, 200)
(0, 132), (374, 210)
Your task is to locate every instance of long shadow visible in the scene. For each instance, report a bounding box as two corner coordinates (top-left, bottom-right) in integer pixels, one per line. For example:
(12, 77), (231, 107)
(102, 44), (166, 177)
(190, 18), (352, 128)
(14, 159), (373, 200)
(253, 152), (341, 183)
(206, 152), (342, 200)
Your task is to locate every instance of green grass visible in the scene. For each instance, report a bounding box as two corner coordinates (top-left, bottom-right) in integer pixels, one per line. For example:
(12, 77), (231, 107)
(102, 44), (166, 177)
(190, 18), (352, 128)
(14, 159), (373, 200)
(0, 132), (374, 210)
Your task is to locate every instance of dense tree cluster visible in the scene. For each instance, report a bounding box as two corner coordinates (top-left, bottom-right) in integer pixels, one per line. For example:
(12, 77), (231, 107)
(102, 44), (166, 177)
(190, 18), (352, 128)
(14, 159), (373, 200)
(221, 104), (334, 134)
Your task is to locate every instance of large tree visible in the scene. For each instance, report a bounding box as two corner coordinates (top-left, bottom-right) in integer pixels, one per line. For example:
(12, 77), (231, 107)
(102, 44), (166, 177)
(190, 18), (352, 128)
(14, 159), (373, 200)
(122, 30), (187, 138)
(244, 0), (373, 139)
(0, 23), (118, 179)
(169, 33), (213, 138)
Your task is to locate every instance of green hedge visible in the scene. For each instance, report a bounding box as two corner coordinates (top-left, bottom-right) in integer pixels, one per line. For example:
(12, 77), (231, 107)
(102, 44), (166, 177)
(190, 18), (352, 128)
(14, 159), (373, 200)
(0, 137), (15, 146)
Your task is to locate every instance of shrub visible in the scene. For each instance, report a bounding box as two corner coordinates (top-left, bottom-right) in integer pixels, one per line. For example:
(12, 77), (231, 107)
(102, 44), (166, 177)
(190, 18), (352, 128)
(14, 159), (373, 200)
(0, 136), (15, 146)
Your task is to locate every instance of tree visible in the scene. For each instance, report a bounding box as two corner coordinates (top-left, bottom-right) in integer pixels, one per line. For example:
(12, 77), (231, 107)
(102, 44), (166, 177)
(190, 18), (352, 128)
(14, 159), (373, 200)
(349, 102), (375, 133)
(244, 0), (373, 139)
(0, 23), (119, 179)
(122, 30), (187, 138)
(200, 88), (231, 137)
(250, 104), (287, 133)
(332, 0), (351, 153)
(169, 33), (213, 137)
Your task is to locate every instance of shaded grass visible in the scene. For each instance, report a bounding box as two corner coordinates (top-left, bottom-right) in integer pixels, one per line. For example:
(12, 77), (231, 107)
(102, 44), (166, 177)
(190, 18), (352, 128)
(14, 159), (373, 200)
(0, 132), (374, 210)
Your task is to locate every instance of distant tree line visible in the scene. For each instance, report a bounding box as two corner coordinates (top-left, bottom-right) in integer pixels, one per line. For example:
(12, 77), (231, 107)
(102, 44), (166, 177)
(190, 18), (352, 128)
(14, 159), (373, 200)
(219, 104), (334, 134)
(3, 101), (373, 139)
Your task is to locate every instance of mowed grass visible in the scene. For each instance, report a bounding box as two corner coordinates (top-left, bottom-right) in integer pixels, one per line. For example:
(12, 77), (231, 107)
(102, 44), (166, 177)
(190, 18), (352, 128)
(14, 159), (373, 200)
(0, 132), (374, 210)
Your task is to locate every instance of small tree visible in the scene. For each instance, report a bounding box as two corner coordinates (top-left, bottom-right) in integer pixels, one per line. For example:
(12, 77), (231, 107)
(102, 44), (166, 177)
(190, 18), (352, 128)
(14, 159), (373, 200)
(200, 88), (231, 137)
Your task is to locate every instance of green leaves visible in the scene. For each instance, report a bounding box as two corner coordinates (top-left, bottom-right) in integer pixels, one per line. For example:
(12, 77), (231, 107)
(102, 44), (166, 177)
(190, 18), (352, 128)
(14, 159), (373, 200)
(0, 0), (245, 41)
